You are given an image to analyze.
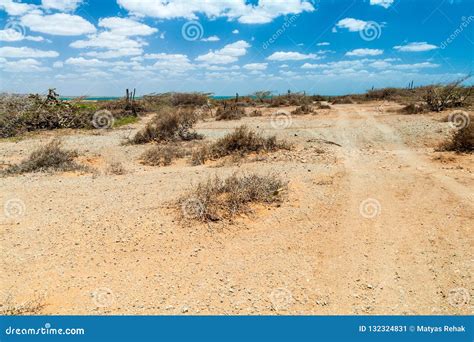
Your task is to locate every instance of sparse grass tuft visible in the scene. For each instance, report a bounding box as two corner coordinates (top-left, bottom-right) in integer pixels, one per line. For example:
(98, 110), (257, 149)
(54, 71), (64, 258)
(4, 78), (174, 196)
(192, 125), (289, 165)
(292, 105), (314, 115)
(248, 109), (263, 117)
(399, 103), (426, 114)
(131, 108), (202, 144)
(2, 140), (80, 175)
(179, 173), (286, 222)
(331, 97), (354, 105)
(0, 293), (44, 315)
(215, 104), (245, 121)
(441, 118), (473, 152)
(140, 145), (186, 166)
(113, 116), (139, 127)
(317, 103), (331, 110)
(106, 161), (126, 175)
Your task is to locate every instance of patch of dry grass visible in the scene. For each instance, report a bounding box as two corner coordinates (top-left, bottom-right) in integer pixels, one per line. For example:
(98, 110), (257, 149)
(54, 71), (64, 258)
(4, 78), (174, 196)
(248, 109), (263, 117)
(399, 103), (426, 114)
(140, 145), (186, 166)
(2, 140), (81, 176)
(179, 173), (286, 222)
(0, 293), (44, 315)
(292, 105), (314, 115)
(331, 97), (354, 105)
(131, 107), (202, 144)
(441, 118), (473, 152)
(191, 126), (289, 165)
(106, 161), (126, 175)
(215, 104), (245, 121)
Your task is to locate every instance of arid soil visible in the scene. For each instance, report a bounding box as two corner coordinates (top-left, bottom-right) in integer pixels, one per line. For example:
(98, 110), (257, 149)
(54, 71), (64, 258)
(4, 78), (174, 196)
(1, 102), (472, 315)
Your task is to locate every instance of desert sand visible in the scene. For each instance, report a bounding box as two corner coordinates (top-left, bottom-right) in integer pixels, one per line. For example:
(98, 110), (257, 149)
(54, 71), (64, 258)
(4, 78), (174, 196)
(1, 102), (472, 315)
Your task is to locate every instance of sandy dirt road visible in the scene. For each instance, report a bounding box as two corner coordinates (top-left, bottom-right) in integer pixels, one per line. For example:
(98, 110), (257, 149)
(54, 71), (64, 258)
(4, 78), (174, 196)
(1, 103), (472, 314)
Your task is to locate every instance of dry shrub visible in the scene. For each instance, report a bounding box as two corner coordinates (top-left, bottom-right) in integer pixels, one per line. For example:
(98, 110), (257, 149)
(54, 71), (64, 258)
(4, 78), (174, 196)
(424, 77), (472, 112)
(331, 97), (354, 105)
(399, 103), (426, 114)
(192, 125), (288, 165)
(215, 104), (245, 121)
(268, 94), (312, 107)
(141, 145), (186, 166)
(365, 88), (407, 100)
(0, 294), (44, 315)
(292, 105), (314, 115)
(190, 145), (210, 166)
(2, 140), (80, 175)
(0, 90), (96, 138)
(179, 173), (286, 222)
(317, 103), (331, 110)
(441, 119), (473, 152)
(248, 109), (263, 117)
(171, 92), (209, 107)
(141, 92), (210, 110)
(106, 161), (126, 175)
(131, 108), (202, 144)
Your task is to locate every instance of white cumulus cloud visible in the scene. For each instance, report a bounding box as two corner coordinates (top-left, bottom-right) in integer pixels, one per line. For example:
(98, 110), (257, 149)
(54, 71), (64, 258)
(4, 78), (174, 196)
(0, 29), (44, 42)
(116, 0), (315, 24)
(42, 0), (83, 11)
(196, 40), (250, 64)
(370, 0), (394, 9)
(21, 13), (96, 35)
(0, 46), (59, 58)
(267, 51), (317, 61)
(394, 42), (438, 52)
(0, 0), (35, 16)
(336, 18), (368, 32)
(98, 17), (158, 36)
(346, 48), (383, 56)
(243, 63), (267, 70)
(201, 35), (220, 42)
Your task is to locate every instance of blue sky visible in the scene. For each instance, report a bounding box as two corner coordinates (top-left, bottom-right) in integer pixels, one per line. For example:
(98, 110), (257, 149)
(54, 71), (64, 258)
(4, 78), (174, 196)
(0, 0), (473, 96)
